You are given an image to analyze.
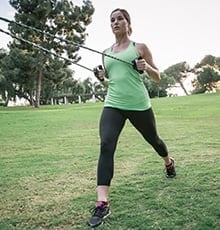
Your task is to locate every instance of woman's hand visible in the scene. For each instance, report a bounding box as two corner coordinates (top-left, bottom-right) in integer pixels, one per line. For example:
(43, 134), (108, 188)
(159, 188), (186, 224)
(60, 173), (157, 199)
(93, 65), (105, 81)
(135, 43), (161, 82)
(135, 58), (150, 72)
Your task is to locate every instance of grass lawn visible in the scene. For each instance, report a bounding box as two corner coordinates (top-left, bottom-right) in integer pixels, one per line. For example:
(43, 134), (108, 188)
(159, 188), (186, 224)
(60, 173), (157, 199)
(0, 93), (219, 230)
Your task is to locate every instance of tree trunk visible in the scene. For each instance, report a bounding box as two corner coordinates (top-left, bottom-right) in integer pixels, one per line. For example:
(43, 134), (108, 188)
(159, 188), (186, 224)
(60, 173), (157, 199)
(4, 97), (9, 107)
(177, 78), (189, 95)
(29, 90), (34, 106)
(35, 66), (43, 108)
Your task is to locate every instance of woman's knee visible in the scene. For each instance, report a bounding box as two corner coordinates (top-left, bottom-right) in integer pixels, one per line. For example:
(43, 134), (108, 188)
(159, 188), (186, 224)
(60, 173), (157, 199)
(100, 139), (115, 155)
(145, 135), (168, 157)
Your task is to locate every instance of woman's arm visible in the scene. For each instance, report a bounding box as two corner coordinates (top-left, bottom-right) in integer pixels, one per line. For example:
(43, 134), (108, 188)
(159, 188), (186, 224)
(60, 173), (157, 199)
(135, 43), (161, 82)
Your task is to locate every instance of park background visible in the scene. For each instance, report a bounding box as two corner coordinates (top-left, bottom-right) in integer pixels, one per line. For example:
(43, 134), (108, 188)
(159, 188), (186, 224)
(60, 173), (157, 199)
(0, 0), (220, 107)
(0, 1), (219, 229)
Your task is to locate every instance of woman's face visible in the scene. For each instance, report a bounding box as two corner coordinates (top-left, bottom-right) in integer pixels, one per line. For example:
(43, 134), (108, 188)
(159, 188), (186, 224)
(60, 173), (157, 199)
(110, 10), (130, 35)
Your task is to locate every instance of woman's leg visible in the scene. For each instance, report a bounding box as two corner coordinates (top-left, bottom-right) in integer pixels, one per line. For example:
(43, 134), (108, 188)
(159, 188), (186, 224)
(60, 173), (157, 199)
(128, 108), (176, 177)
(128, 108), (168, 157)
(97, 107), (126, 201)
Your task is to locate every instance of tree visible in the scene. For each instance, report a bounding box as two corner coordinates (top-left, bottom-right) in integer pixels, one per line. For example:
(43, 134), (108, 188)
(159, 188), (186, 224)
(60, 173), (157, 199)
(8, 0), (94, 107)
(192, 55), (220, 93)
(164, 62), (191, 95)
(73, 80), (86, 103)
(94, 81), (107, 102)
(197, 67), (220, 92)
(1, 46), (42, 106)
(143, 72), (175, 98)
(215, 57), (220, 69)
(194, 55), (216, 68)
(76, 77), (94, 103)
(0, 48), (20, 106)
(40, 60), (77, 105)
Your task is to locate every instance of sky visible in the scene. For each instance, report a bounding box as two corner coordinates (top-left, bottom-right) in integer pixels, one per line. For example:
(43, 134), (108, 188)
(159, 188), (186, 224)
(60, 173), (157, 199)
(0, 0), (220, 81)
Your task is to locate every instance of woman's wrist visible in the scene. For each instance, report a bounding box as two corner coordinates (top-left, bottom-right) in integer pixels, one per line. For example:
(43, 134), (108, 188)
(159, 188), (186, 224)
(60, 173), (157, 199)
(144, 62), (153, 72)
(145, 65), (160, 82)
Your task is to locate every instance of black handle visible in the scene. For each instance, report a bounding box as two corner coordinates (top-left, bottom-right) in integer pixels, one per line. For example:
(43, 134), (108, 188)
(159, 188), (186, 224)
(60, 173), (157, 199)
(132, 56), (144, 74)
(93, 65), (104, 81)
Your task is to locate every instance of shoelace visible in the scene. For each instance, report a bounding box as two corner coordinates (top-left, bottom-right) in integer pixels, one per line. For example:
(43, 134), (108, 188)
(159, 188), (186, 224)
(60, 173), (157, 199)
(91, 206), (107, 217)
(166, 161), (173, 168)
(166, 162), (175, 174)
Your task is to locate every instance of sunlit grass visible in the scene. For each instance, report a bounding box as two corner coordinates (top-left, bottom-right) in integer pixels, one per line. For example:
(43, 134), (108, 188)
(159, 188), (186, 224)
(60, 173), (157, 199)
(0, 93), (219, 229)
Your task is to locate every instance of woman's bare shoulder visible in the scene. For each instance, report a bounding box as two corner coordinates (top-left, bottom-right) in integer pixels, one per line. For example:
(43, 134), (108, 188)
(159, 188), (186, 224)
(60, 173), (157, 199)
(134, 42), (152, 58)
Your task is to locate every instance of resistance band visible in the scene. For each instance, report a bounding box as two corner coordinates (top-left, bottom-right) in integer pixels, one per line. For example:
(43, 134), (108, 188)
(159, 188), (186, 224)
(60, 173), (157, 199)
(0, 28), (94, 72)
(0, 16), (133, 67)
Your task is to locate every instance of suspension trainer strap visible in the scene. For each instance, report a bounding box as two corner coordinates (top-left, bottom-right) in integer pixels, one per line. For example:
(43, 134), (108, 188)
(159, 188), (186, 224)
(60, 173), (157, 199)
(0, 16), (133, 67)
(0, 28), (94, 72)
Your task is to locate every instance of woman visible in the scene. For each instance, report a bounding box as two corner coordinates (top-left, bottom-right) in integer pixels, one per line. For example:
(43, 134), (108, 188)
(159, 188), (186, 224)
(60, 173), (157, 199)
(87, 8), (176, 228)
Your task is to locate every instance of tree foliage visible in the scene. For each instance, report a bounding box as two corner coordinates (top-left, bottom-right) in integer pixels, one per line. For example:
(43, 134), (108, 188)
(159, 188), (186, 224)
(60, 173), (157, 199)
(192, 55), (220, 93)
(0, 49), (15, 106)
(197, 67), (220, 92)
(164, 62), (191, 95)
(5, 0), (94, 107)
(194, 55), (216, 68)
(1, 5), (220, 107)
(142, 72), (175, 98)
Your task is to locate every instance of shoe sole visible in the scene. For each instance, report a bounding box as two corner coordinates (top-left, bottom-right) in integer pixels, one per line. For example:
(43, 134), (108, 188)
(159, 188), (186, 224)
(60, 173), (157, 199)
(166, 173), (176, 178)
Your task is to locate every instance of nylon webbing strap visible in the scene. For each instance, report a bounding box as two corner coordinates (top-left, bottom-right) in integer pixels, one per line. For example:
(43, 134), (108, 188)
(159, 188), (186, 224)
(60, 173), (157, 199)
(0, 28), (94, 72)
(0, 16), (133, 67)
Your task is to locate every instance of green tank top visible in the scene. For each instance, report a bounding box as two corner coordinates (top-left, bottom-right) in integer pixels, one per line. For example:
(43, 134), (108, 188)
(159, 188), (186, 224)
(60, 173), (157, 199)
(103, 41), (151, 110)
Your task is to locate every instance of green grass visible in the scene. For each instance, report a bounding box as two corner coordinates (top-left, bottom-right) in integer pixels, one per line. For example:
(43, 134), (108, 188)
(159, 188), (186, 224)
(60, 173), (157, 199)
(0, 93), (219, 230)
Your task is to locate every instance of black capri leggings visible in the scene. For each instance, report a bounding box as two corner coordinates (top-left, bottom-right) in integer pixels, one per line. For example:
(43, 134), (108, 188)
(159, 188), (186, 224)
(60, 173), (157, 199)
(97, 107), (168, 186)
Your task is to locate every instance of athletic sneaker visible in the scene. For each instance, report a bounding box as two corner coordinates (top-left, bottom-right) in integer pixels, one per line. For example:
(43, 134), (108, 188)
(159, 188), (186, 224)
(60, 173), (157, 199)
(87, 201), (111, 228)
(165, 157), (176, 178)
